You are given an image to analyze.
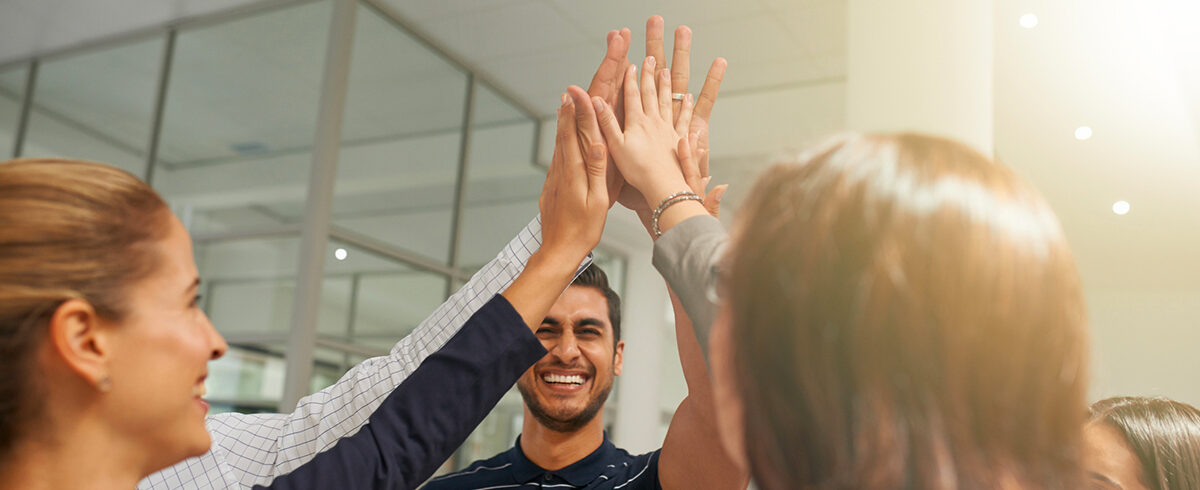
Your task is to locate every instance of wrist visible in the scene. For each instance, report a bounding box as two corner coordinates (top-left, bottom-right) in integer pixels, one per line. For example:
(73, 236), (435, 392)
(655, 200), (707, 237)
(644, 179), (693, 207)
(529, 247), (585, 280)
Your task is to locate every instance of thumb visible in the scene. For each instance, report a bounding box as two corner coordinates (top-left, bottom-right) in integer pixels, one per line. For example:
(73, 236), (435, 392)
(705, 184), (728, 218)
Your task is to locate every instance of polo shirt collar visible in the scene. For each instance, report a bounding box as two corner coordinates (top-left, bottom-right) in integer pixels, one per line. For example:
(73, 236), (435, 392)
(508, 434), (619, 487)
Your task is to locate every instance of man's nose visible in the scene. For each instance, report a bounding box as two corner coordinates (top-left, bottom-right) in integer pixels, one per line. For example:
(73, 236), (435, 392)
(551, 331), (581, 361)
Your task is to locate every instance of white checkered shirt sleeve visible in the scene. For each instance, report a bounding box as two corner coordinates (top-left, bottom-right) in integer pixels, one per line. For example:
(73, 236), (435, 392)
(140, 216), (581, 489)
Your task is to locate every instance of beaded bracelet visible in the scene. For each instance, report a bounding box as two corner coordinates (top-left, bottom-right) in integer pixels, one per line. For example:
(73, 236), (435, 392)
(652, 191), (703, 237)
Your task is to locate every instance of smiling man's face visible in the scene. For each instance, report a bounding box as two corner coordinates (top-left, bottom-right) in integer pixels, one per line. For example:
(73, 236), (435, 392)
(517, 285), (624, 433)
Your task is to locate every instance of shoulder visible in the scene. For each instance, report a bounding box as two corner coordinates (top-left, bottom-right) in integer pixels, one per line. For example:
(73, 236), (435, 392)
(421, 453), (514, 489)
(601, 447), (662, 490)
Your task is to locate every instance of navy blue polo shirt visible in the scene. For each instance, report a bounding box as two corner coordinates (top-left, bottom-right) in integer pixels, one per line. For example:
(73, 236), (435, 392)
(423, 435), (662, 489)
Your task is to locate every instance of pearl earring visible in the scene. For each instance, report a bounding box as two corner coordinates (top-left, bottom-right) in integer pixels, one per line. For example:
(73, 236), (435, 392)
(97, 375), (112, 392)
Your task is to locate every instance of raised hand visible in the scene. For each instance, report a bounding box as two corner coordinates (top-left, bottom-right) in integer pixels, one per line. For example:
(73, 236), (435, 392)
(539, 92), (609, 262)
(616, 17), (728, 224)
(584, 29), (632, 206)
(502, 92), (610, 330)
(595, 58), (691, 204)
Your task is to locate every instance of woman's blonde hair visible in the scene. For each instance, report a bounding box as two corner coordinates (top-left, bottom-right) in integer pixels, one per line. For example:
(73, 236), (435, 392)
(727, 133), (1089, 489)
(0, 158), (171, 459)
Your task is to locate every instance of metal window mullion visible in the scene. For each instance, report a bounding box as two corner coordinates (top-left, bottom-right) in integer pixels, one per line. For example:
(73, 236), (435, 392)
(444, 74), (475, 298)
(343, 273), (361, 372)
(530, 117), (543, 170)
(12, 60), (38, 158)
(279, 0), (358, 412)
(143, 30), (176, 185)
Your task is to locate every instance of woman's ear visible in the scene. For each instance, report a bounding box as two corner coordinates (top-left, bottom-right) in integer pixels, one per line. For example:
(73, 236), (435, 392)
(47, 298), (113, 391)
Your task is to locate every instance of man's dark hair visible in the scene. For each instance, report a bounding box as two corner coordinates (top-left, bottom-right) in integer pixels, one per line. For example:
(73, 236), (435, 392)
(570, 264), (621, 344)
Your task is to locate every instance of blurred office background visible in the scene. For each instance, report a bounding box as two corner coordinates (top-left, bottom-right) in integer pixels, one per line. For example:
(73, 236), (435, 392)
(1, 0), (1197, 471)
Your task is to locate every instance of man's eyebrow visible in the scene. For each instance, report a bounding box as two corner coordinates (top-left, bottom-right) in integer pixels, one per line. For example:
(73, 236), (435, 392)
(541, 317), (561, 326)
(575, 318), (607, 328)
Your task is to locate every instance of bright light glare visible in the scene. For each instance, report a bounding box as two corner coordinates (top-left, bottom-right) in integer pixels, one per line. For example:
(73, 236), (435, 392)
(1112, 201), (1130, 215)
(1019, 13), (1039, 28)
(334, 248), (348, 260)
(1075, 126), (1093, 140)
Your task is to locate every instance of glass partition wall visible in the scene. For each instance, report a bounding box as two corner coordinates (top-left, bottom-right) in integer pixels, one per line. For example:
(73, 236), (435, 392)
(0, 0), (627, 473)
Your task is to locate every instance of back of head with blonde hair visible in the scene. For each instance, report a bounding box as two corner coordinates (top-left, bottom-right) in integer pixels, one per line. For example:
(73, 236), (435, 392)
(0, 158), (171, 461)
(726, 133), (1089, 489)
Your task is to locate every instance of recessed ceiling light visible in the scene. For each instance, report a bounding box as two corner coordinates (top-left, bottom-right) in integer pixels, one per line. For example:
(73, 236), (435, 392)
(1075, 126), (1093, 140)
(1019, 13), (1039, 28)
(334, 248), (348, 260)
(1112, 201), (1130, 215)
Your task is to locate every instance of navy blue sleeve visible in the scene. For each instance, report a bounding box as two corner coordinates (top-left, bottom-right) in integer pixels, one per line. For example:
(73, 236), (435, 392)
(629, 450), (664, 490)
(257, 294), (547, 490)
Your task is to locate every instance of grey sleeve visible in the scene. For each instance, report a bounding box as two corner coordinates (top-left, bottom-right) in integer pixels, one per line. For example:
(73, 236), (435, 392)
(651, 215), (729, 364)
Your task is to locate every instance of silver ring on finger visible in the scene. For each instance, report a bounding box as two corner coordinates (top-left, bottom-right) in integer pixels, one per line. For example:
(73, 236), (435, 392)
(671, 93), (687, 101)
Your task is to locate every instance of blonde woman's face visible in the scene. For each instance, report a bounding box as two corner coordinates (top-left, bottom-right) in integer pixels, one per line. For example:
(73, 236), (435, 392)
(1083, 421), (1150, 490)
(101, 215), (227, 471)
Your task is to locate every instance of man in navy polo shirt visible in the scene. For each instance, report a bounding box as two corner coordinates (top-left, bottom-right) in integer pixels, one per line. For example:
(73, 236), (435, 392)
(423, 16), (744, 490)
(423, 261), (744, 490)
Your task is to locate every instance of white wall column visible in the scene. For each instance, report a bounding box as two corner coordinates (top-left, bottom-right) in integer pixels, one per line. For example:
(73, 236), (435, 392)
(847, 0), (994, 154)
(606, 211), (668, 454)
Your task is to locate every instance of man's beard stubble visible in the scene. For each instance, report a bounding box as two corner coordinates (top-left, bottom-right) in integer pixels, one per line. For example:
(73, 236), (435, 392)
(517, 374), (613, 433)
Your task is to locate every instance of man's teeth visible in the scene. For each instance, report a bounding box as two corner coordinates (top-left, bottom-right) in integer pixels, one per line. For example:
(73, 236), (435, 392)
(542, 374), (585, 385)
(193, 385), (206, 397)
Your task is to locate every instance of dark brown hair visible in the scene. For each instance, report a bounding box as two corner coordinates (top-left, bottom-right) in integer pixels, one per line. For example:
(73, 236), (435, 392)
(726, 133), (1089, 489)
(570, 264), (621, 344)
(0, 158), (171, 461)
(1091, 396), (1200, 490)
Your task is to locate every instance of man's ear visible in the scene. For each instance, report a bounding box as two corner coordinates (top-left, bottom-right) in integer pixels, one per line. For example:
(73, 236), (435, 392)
(47, 298), (112, 390)
(613, 339), (626, 376)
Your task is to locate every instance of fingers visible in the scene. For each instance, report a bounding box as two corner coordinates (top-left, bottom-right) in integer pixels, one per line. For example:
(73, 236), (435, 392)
(567, 85), (608, 199)
(545, 94), (570, 197)
(613, 28), (632, 129)
(705, 184), (728, 218)
(670, 25), (692, 120)
(622, 64), (643, 125)
(640, 56), (660, 120)
(693, 58), (726, 124)
(645, 16), (666, 69)
(671, 26), (692, 95)
(593, 96), (624, 146)
(678, 135), (702, 194)
(657, 69), (673, 122)
(674, 93), (695, 137)
(558, 97), (585, 189)
(695, 127), (710, 177)
(586, 30), (630, 107)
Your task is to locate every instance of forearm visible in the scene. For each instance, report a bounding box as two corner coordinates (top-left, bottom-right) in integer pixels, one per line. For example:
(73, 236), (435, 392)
(652, 214), (728, 365)
(669, 288), (712, 402)
(501, 248), (587, 331)
(140, 216), (593, 490)
(255, 295), (547, 490)
(658, 288), (747, 490)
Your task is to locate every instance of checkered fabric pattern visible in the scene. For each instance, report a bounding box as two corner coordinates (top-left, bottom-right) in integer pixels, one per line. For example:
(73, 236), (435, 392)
(141, 216), (578, 489)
